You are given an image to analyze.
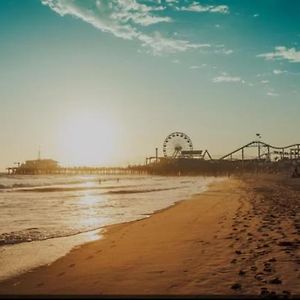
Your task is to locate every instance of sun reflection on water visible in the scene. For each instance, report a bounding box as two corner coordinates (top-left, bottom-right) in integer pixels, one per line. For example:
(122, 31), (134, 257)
(77, 190), (108, 229)
(79, 194), (99, 206)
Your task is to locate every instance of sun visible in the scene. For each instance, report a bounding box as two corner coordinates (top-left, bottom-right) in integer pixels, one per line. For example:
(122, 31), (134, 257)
(58, 111), (117, 166)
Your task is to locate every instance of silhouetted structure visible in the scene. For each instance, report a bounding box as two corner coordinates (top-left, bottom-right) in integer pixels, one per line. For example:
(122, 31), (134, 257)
(7, 160), (145, 175)
(141, 136), (300, 176)
(7, 159), (59, 175)
(7, 136), (300, 176)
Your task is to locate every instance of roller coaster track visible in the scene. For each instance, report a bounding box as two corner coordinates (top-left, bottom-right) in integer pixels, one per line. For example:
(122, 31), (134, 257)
(220, 140), (300, 160)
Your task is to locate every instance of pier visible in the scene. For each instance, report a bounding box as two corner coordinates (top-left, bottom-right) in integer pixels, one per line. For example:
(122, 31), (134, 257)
(6, 134), (300, 176)
(6, 159), (145, 175)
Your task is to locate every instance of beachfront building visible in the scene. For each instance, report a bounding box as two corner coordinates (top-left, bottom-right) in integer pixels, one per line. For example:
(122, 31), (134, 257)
(15, 159), (59, 175)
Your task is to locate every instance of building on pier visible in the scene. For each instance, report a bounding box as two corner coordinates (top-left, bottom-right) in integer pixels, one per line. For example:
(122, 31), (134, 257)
(8, 159), (59, 175)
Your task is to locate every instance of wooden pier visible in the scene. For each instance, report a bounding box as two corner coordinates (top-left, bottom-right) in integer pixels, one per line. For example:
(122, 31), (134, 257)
(7, 166), (146, 175)
(6, 159), (146, 175)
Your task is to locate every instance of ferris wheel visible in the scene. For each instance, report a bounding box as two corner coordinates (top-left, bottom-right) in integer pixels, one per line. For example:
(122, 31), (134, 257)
(163, 132), (193, 158)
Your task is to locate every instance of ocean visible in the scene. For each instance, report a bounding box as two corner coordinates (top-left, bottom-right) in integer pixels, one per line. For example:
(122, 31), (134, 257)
(0, 174), (221, 281)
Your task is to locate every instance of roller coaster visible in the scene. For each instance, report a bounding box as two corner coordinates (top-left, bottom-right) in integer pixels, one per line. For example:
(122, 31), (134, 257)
(145, 132), (300, 164)
(220, 140), (300, 161)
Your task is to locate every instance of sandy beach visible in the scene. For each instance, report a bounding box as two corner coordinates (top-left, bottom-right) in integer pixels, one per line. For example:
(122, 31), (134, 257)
(0, 175), (299, 297)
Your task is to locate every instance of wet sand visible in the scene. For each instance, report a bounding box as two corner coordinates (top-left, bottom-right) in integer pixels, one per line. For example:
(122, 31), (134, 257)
(0, 176), (299, 296)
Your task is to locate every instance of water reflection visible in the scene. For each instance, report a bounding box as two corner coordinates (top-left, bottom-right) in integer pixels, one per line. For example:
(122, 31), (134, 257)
(79, 193), (99, 206)
(78, 191), (108, 229)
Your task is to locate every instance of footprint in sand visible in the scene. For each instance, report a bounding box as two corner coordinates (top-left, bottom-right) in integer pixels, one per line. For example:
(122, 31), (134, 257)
(231, 283), (242, 290)
(269, 277), (282, 284)
(254, 273), (264, 281)
(69, 263), (75, 268)
(57, 272), (65, 277)
(168, 283), (179, 289)
(250, 266), (257, 271)
(86, 255), (94, 260)
(147, 270), (165, 274)
(36, 282), (44, 287)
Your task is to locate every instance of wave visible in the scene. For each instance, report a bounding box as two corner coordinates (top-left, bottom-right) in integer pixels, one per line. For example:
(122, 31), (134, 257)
(0, 180), (92, 190)
(0, 176), (149, 191)
(0, 187), (178, 246)
(13, 185), (130, 193)
(2, 185), (178, 195)
(0, 227), (95, 246)
(106, 187), (178, 194)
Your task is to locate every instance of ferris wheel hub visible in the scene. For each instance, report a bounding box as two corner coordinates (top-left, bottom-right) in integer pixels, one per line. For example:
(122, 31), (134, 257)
(163, 132), (193, 158)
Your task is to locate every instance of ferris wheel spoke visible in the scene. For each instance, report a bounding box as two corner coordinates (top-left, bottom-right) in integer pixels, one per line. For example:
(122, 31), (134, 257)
(163, 132), (193, 158)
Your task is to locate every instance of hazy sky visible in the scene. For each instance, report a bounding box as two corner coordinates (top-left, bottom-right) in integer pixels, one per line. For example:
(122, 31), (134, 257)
(0, 0), (299, 170)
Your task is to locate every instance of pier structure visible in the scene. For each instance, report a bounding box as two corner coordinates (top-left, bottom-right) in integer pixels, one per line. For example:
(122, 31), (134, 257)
(6, 164), (145, 175)
(146, 132), (300, 165)
(139, 132), (300, 176)
(6, 132), (300, 176)
(6, 159), (146, 175)
(55, 167), (145, 175)
(219, 141), (300, 161)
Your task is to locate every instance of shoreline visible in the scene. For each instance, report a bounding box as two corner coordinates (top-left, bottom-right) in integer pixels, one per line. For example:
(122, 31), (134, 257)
(0, 175), (299, 296)
(0, 176), (221, 283)
(0, 178), (243, 295)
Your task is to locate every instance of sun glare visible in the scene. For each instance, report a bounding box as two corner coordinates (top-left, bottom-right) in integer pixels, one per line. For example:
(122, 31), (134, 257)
(58, 111), (117, 166)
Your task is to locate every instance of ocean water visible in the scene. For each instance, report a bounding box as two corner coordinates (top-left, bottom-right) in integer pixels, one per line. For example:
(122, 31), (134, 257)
(0, 174), (222, 281)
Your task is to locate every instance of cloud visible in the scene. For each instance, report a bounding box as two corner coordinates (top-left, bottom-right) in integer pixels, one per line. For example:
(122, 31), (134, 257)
(41, 0), (210, 55)
(267, 92), (279, 97)
(212, 75), (241, 83)
(261, 80), (269, 84)
(257, 46), (300, 63)
(138, 32), (211, 55)
(189, 64), (207, 69)
(273, 69), (287, 75)
(178, 2), (229, 14)
(214, 48), (233, 55)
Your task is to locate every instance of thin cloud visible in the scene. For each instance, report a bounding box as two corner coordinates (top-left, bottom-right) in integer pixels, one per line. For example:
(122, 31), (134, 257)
(189, 64), (207, 69)
(212, 75), (241, 83)
(273, 69), (287, 75)
(41, 0), (210, 55)
(189, 65), (200, 69)
(214, 48), (233, 55)
(177, 2), (229, 14)
(257, 46), (300, 63)
(138, 32), (211, 56)
(267, 92), (279, 97)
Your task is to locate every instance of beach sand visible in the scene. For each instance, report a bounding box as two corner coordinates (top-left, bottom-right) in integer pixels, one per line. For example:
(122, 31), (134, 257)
(0, 176), (299, 296)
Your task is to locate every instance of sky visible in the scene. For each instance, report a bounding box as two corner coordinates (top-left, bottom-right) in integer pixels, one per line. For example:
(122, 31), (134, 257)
(0, 0), (299, 170)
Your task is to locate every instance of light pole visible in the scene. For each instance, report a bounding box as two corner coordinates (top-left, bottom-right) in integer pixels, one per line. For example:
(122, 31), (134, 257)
(256, 133), (262, 159)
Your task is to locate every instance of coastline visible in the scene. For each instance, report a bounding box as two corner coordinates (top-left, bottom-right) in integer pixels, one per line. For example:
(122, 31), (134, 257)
(0, 175), (299, 296)
(0, 176), (219, 282)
